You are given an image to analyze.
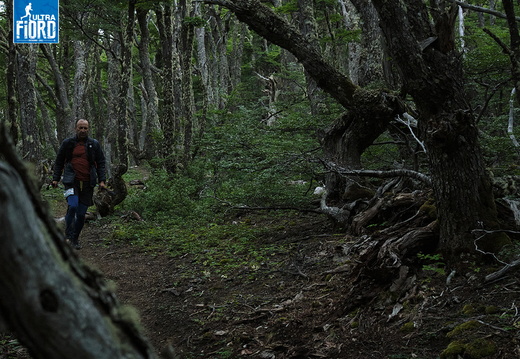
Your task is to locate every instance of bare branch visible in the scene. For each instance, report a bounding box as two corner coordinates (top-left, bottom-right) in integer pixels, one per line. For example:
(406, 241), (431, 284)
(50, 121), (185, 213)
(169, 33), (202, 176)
(321, 160), (432, 186)
(484, 258), (520, 282)
(508, 87), (520, 148)
(455, 1), (520, 22)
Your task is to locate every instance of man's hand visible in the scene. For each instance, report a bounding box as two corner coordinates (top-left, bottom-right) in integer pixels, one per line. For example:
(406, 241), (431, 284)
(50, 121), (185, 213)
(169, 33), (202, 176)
(99, 181), (107, 190)
(51, 181), (58, 188)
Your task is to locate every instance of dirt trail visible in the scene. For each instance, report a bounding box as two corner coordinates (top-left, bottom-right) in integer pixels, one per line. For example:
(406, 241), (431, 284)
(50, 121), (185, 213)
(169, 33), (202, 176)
(78, 224), (178, 352)
(74, 218), (520, 359)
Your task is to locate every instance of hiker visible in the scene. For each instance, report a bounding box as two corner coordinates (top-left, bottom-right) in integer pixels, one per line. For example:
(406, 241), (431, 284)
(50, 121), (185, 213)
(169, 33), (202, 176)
(51, 119), (106, 249)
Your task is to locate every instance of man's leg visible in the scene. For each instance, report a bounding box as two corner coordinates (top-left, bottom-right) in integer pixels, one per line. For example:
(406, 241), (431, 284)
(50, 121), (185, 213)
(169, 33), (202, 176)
(65, 196), (79, 240)
(72, 202), (89, 249)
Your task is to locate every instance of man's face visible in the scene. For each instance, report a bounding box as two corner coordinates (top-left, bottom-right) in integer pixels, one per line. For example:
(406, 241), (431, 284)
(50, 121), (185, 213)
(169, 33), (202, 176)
(76, 120), (89, 139)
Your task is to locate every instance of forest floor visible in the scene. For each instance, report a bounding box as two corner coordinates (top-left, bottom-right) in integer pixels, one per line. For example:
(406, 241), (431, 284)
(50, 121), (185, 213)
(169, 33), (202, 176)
(3, 194), (520, 359)
(72, 214), (520, 358)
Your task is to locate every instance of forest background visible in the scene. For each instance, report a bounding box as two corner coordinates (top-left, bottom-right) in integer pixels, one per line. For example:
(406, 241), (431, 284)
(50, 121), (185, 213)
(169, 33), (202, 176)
(2, 0), (520, 357)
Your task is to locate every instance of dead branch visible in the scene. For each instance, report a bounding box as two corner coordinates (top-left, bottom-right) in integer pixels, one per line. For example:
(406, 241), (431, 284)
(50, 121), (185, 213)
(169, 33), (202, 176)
(351, 198), (384, 235)
(484, 258), (520, 283)
(455, 1), (520, 22)
(321, 160), (432, 186)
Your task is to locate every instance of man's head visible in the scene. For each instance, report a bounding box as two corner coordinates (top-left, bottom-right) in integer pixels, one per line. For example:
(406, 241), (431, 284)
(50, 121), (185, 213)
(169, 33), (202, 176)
(75, 119), (89, 140)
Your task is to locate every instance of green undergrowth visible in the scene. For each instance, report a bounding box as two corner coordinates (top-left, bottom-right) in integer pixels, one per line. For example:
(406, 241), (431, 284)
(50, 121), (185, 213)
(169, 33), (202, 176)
(105, 163), (320, 276)
(109, 213), (296, 275)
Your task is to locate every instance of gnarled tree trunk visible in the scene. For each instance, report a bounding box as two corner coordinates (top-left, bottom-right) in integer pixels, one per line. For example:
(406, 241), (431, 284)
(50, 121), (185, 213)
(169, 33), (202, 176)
(371, 0), (506, 260)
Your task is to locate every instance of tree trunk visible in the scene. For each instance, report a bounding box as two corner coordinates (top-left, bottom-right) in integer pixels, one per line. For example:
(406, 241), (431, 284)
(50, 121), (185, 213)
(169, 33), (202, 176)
(36, 90), (58, 154)
(179, 0), (196, 166)
(40, 44), (73, 143)
(372, 0), (507, 260)
(207, 6), (234, 109)
(104, 35), (122, 178)
(346, 0), (386, 87)
(297, 0), (323, 115)
(4, 0), (19, 144)
(91, 45), (108, 145)
(156, 3), (179, 172)
(16, 45), (40, 162)
(136, 7), (160, 160)
(73, 40), (91, 122)
(502, 0), (520, 105)
(114, 0), (135, 174)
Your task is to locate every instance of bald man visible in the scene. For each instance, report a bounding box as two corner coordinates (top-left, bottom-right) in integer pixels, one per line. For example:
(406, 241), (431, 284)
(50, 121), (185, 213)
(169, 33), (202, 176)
(52, 119), (106, 249)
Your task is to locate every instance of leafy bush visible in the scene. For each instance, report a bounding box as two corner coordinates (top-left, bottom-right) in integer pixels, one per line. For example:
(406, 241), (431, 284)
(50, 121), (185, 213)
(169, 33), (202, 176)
(121, 168), (216, 224)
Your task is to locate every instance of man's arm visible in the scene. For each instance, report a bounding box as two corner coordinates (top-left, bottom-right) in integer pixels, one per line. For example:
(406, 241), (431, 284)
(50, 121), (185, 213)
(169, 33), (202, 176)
(51, 139), (69, 186)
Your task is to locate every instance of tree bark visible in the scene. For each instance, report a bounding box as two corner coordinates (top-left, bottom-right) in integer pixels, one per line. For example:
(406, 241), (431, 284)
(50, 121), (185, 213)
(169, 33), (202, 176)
(296, 0), (324, 115)
(104, 34), (122, 178)
(156, 3), (180, 172)
(207, 6), (234, 109)
(40, 44), (73, 143)
(346, 0), (387, 87)
(502, 0), (520, 105)
(179, 0), (196, 166)
(4, 0), (19, 144)
(16, 45), (40, 162)
(73, 40), (91, 122)
(113, 0), (135, 174)
(136, 7), (160, 160)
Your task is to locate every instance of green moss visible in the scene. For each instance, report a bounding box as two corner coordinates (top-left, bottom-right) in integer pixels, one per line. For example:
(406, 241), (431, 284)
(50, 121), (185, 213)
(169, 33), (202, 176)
(465, 339), (497, 358)
(400, 321), (415, 333)
(476, 231), (512, 253)
(462, 304), (476, 315)
(447, 320), (481, 338)
(419, 201), (437, 219)
(440, 340), (465, 358)
(441, 339), (497, 359)
(462, 303), (499, 315)
(484, 305), (499, 314)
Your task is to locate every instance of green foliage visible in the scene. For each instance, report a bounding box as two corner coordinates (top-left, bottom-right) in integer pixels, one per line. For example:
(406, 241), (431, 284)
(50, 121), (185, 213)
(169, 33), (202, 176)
(198, 104), (326, 209)
(110, 213), (294, 275)
(121, 167), (214, 224)
(183, 16), (206, 28)
(273, 0), (298, 14)
(463, 21), (509, 83)
(321, 29), (362, 45)
(361, 133), (402, 170)
(479, 113), (520, 173)
(417, 252), (446, 276)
